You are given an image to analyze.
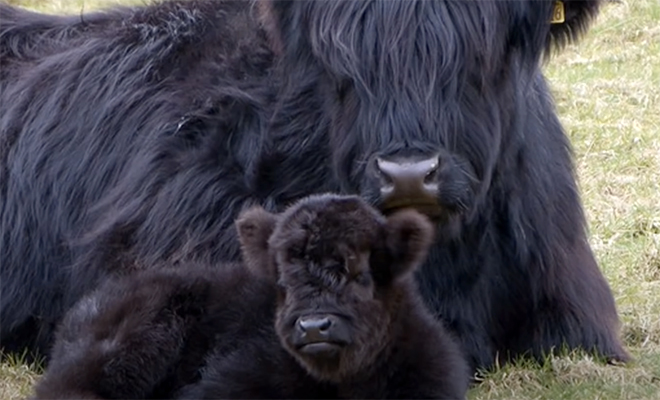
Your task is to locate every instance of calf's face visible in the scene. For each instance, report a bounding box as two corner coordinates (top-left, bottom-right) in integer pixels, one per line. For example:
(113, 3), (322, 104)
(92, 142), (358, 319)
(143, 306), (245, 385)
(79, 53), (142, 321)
(236, 194), (433, 382)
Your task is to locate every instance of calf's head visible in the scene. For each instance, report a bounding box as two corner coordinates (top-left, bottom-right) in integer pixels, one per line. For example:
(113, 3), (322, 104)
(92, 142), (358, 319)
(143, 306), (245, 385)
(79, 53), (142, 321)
(258, 0), (603, 221)
(236, 194), (434, 382)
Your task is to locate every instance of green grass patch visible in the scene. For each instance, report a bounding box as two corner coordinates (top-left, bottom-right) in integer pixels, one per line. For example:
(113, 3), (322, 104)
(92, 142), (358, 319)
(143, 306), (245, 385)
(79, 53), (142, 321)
(469, 1), (660, 398)
(3, 0), (659, 399)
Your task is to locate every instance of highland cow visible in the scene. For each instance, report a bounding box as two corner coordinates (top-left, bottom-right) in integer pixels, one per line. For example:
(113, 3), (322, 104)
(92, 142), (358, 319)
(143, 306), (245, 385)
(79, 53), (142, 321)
(1, 0), (628, 371)
(31, 194), (470, 400)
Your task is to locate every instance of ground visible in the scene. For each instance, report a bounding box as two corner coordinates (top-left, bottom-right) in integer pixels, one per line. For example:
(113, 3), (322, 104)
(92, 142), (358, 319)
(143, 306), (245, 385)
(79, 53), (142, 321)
(1, 0), (658, 399)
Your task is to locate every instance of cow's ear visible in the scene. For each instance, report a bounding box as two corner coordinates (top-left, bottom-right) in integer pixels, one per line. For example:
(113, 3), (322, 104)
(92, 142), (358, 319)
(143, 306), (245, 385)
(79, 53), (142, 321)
(254, 0), (303, 56)
(235, 205), (279, 280)
(508, 0), (602, 59)
(548, 0), (603, 51)
(383, 210), (434, 280)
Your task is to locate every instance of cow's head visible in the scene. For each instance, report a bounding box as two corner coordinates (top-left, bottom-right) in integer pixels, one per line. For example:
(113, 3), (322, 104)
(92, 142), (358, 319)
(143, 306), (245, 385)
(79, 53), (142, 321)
(257, 0), (602, 223)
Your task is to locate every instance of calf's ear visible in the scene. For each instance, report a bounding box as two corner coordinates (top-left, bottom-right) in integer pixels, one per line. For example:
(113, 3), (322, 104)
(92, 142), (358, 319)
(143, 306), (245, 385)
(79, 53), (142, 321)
(384, 210), (435, 280)
(254, 0), (302, 56)
(235, 206), (279, 280)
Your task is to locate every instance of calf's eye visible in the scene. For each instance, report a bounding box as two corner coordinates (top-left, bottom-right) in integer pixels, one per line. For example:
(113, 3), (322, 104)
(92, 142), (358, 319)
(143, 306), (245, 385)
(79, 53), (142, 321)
(323, 259), (347, 274)
(354, 272), (372, 287)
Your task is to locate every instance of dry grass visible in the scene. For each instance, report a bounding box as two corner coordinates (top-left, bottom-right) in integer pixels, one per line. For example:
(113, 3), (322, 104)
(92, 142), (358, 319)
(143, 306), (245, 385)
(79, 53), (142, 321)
(4, 0), (142, 13)
(2, 0), (659, 399)
(0, 353), (41, 400)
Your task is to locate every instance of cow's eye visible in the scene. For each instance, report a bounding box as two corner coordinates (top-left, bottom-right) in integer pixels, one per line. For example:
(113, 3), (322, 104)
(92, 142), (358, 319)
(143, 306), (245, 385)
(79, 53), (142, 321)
(275, 277), (288, 292)
(336, 79), (351, 103)
(286, 246), (305, 262)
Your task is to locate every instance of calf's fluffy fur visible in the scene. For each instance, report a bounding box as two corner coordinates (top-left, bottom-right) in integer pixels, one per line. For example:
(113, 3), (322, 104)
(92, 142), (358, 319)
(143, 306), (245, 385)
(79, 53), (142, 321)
(32, 194), (470, 399)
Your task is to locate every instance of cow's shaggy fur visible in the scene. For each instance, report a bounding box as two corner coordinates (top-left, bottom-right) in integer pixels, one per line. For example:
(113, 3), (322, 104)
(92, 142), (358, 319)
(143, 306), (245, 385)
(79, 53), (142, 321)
(0, 0), (628, 371)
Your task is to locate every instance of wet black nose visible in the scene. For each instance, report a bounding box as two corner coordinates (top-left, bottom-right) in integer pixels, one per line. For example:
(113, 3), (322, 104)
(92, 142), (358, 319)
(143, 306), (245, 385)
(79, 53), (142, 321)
(375, 156), (440, 211)
(297, 315), (334, 342)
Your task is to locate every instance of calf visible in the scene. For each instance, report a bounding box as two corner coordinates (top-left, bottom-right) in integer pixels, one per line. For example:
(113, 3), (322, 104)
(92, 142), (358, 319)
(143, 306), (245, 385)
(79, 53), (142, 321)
(32, 194), (469, 399)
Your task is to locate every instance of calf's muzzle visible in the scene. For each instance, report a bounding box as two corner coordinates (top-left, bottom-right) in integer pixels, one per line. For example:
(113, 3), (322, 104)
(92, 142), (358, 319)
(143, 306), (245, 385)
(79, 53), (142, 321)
(294, 314), (349, 356)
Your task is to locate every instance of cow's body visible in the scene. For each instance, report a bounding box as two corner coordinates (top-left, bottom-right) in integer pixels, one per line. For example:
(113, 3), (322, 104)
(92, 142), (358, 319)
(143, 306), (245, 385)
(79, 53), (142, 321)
(0, 0), (628, 371)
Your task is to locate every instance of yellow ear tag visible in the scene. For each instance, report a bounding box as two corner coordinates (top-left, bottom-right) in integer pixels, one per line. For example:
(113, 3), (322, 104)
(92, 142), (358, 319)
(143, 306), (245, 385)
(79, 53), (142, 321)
(551, 1), (565, 24)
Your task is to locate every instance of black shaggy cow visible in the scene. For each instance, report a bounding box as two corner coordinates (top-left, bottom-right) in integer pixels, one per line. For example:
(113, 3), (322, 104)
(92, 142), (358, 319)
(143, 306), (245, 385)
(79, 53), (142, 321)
(1, 0), (628, 371)
(31, 194), (470, 400)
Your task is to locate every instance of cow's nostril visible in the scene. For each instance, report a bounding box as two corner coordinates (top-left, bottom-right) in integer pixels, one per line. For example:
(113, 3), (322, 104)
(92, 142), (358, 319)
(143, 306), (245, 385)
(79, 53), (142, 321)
(423, 164), (439, 184)
(373, 155), (441, 212)
(375, 156), (440, 187)
(374, 158), (393, 186)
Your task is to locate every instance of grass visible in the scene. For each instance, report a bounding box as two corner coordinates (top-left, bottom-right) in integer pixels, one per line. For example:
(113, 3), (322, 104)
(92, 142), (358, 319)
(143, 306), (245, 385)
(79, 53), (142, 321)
(468, 1), (660, 398)
(0, 352), (41, 400)
(2, 0), (659, 399)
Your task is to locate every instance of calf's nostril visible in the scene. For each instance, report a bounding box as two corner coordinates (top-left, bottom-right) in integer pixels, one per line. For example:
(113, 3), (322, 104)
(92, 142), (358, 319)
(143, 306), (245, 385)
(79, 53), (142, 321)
(297, 316), (332, 334)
